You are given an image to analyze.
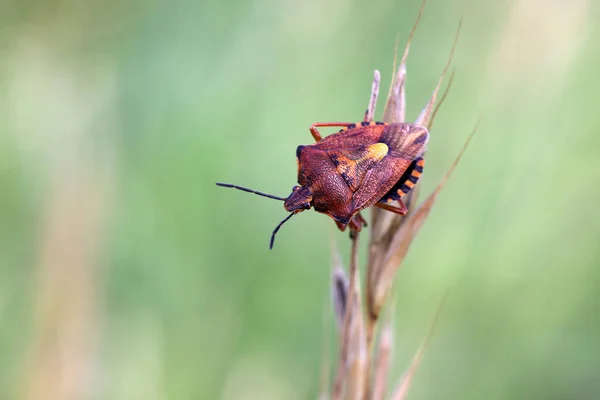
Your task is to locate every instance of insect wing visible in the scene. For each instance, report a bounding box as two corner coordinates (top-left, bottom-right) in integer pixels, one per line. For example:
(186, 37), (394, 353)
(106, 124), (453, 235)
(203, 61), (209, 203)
(326, 142), (389, 192)
(352, 124), (428, 212)
(313, 125), (385, 151)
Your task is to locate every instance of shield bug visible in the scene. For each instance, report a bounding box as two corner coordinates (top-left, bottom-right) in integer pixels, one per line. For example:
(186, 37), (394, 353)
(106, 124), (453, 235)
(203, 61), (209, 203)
(217, 118), (428, 249)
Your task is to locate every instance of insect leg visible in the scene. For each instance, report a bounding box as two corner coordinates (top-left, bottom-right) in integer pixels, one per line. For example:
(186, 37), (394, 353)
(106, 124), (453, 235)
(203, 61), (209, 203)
(309, 122), (355, 142)
(335, 220), (347, 232)
(348, 217), (363, 232)
(352, 212), (368, 228)
(374, 201), (408, 216)
(334, 214), (366, 232)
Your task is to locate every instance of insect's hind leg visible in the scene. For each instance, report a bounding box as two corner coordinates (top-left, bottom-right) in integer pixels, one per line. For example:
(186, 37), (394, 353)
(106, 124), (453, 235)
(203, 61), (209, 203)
(375, 201), (408, 216)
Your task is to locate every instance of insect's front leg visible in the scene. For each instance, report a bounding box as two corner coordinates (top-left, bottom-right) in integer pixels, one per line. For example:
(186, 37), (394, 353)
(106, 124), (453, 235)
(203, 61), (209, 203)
(347, 214), (368, 240)
(347, 213), (367, 232)
(309, 122), (354, 142)
(334, 216), (365, 232)
(352, 212), (368, 229)
(335, 220), (348, 232)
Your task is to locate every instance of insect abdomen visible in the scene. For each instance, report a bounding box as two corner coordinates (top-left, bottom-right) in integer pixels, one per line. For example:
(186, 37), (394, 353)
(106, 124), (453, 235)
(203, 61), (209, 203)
(378, 157), (425, 203)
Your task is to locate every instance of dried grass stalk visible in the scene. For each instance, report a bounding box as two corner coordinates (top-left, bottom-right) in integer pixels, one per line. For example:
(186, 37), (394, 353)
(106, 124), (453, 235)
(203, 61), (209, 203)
(324, 1), (479, 399)
(332, 233), (364, 400)
(331, 233), (350, 329)
(367, 18), (463, 329)
(370, 317), (394, 400)
(389, 294), (449, 400)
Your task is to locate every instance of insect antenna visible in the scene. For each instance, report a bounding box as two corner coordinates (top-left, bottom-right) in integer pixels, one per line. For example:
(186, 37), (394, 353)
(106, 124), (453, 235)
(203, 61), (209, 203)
(216, 182), (286, 201)
(270, 213), (294, 249)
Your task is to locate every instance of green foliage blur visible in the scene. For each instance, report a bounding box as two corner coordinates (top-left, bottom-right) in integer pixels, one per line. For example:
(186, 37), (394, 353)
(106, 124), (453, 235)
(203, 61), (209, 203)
(1, 0), (599, 398)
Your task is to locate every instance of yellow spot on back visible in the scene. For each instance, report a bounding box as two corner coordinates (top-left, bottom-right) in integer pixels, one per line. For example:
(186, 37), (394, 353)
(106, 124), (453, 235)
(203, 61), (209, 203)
(405, 180), (415, 188)
(364, 142), (388, 162)
(397, 188), (405, 196)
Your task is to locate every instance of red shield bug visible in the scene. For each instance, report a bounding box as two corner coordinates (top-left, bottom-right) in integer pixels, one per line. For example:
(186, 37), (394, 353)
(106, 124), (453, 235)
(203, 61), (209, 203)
(217, 118), (428, 249)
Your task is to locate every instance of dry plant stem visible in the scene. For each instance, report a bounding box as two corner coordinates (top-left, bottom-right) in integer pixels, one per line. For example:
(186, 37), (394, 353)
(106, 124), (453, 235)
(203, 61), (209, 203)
(400, 0), (426, 70)
(389, 293), (449, 400)
(345, 276), (367, 400)
(370, 1), (428, 319)
(366, 69), (381, 124)
(332, 231), (362, 400)
(384, 0), (426, 124)
(428, 69), (456, 131)
(318, 306), (332, 400)
(360, 69), (382, 398)
(331, 227), (350, 329)
(326, 227), (346, 399)
(415, 19), (462, 126)
(367, 18), (462, 334)
(326, 4), (475, 398)
(365, 7), (427, 394)
(330, 67), (381, 400)
(398, 0), (426, 123)
(366, 70), (381, 122)
(371, 320), (393, 400)
(345, 233), (366, 400)
(23, 164), (111, 400)
(386, 33), (400, 102)
(370, 120), (480, 318)
(333, 265), (350, 329)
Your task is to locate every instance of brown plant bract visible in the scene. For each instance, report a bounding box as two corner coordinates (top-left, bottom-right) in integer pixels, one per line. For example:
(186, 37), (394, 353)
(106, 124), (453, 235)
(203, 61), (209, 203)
(367, 18), (462, 332)
(323, 1), (479, 399)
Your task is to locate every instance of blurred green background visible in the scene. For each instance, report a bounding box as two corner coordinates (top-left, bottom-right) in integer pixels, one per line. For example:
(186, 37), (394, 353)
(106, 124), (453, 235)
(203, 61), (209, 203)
(1, 0), (599, 398)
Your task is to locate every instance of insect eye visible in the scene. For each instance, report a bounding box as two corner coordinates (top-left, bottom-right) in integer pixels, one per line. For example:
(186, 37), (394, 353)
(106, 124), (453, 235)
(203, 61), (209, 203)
(292, 185), (300, 192)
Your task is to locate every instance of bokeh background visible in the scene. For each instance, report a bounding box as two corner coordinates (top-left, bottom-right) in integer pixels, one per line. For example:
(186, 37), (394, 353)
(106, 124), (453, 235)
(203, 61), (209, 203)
(1, 0), (599, 398)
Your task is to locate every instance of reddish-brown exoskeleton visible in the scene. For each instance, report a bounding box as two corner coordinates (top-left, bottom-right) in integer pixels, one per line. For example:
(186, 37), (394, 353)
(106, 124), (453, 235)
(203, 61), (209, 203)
(217, 115), (428, 249)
